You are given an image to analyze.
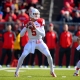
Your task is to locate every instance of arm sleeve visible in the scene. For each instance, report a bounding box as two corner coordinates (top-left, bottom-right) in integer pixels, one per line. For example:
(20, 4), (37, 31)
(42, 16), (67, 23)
(35, 19), (45, 37)
(35, 26), (45, 37)
(20, 27), (27, 37)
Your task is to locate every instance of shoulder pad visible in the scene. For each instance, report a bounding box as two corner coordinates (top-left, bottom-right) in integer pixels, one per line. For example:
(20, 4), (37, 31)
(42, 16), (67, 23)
(37, 18), (45, 26)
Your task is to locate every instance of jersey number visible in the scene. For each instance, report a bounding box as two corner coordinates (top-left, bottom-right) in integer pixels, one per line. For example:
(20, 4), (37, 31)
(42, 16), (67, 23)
(29, 27), (36, 36)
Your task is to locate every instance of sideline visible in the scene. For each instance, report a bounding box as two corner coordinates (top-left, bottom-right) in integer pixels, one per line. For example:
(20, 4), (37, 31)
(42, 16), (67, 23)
(0, 67), (75, 70)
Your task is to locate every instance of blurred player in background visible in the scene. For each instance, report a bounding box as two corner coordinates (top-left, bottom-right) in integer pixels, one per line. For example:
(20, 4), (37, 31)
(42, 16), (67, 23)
(73, 60), (80, 76)
(73, 35), (80, 76)
(15, 7), (57, 77)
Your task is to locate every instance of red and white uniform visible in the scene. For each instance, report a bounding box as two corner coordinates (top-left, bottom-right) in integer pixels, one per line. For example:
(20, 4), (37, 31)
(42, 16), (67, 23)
(15, 7), (56, 78)
(20, 18), (48, 54)
(21, 18), (45, 39)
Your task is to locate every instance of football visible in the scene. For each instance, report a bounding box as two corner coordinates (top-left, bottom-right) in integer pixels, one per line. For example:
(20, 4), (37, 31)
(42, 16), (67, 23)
(27, 21), (34, 28)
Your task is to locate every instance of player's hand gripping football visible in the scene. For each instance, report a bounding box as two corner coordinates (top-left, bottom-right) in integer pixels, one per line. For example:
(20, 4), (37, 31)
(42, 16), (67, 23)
(26, 21), (36, 29)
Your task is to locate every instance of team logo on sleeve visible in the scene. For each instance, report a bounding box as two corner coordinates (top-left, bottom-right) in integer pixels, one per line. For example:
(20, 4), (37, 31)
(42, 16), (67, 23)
(9, 34), (12, 37)
(67, 34), (70, 37)
(52, 34), (55, 36)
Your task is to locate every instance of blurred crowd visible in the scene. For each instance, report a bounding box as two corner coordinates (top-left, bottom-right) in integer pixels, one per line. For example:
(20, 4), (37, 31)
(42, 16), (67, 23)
(57, 0), (80, 23)
(0, 0), (44, 68)
(0, 0), (44, 31)
(0, 0), (80, 68)
(0, 22), (80, 69)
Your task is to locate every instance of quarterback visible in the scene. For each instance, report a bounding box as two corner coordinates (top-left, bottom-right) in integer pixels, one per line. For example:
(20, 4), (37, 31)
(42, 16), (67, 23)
(15, 7), (57, 77)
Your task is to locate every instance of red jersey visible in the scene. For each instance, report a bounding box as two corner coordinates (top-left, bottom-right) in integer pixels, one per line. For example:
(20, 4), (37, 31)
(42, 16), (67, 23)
(2, 31), (15, 49)
(60, 31), (72, 48)
(5, 14), (17, 21)
(73, 31), (80, 48)
(17, 13), (29, 25)
(21, 31), (29, 47)
(45, 31), (57, 49)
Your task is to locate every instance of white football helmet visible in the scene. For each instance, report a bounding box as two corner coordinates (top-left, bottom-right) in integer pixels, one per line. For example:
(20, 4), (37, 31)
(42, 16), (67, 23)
(29, 7), (40, 19)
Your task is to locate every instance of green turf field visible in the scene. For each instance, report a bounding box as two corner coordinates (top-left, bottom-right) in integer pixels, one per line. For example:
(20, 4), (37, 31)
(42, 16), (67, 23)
(0, 67), (80, 80)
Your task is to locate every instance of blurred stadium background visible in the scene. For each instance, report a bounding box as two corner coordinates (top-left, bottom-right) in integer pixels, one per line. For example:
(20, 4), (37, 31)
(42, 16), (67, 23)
(0, 0), (80, 67)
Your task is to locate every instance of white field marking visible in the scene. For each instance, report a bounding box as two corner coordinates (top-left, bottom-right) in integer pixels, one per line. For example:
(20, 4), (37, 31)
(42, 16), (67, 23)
(5, 70), (24, 72)
(62, 76), (66, 78)
(0, 67), (76, 70)
(27, 76), (32, 78)
(0, 68), (8, 70)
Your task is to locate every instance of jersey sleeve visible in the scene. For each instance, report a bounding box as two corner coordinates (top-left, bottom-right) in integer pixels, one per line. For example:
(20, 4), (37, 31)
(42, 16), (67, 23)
(35, 25), (45, 37)
(35, 18), (45, 37)
(37, 18), (45, 26)
(20, 27), (27, 37)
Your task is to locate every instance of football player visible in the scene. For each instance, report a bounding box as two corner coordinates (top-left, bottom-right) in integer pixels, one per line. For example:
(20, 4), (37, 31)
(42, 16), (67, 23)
(73, 60), (80, 76)
(15, 7), (57, 77)
(73, 35), (80, 76)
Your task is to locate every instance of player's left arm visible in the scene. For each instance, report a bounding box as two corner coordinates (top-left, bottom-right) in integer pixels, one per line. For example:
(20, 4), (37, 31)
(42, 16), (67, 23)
(34, 19), (45, 37)
(20, 27), (27, 37)
(36, 26), (45, 37)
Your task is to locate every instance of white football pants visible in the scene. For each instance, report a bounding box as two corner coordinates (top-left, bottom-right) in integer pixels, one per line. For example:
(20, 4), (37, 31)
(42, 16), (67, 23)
(16, 39), (54, 73)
